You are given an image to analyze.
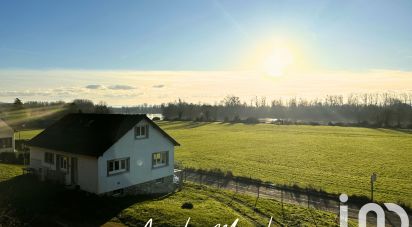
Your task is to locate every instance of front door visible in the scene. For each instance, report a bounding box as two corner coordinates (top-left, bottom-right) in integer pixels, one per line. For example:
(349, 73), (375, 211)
(71, 157), (78, 185)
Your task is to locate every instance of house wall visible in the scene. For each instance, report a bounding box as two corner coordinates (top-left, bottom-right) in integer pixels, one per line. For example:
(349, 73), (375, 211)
(97, 119), (175, 194)
(29, 146), (98, 193)
(0, 121), (15, 153)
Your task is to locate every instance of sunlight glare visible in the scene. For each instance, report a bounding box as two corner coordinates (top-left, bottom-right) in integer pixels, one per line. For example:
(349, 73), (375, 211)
(262, 47), (294, 77)
(240, 37), (305, 77)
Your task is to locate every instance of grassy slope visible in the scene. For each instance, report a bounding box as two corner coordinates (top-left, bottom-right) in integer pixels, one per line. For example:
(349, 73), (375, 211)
(17, 122), (412, 206)
(15, 129), (44, 140)
(0, 163), (348, 226)
(157, 121), (412, 206)
(0, 164), (22, 182)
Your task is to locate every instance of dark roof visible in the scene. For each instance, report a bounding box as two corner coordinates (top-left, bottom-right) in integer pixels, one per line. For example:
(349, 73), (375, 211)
(28, 113), (179, 157)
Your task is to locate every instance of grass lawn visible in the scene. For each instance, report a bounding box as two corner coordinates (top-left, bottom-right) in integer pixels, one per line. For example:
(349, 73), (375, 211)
(14, 129), (44, 140)
(0, 163), (347, 226)
(0, 164), (22, 182)
(18, 122), (412, 206)
(157, 121), (412, 206)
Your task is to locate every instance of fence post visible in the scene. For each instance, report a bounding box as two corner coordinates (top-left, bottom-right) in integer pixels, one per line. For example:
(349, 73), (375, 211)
(178, 170), (183, 190)
(281, 189), (284, 221)
(254, 184), (260, 209)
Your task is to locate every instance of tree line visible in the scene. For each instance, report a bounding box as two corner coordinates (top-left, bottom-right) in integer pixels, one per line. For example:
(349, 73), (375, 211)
(160, 93), (412, 128)
(2, 92), (412, 129)
(0, 99), (111, 129)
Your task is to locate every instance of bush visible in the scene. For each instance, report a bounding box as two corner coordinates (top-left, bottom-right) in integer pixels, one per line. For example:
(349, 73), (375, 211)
(232, 115), (241, 123)
(308, 121), (320, 126)
(0, 152), (18, 163)
(181, 202), (193, 209)
(243, 117), (259, 124)
(0, 151), (29, 164)
(152, 117), (161, 121)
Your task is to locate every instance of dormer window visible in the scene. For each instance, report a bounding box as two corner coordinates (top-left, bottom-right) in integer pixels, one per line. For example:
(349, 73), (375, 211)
(135, 125), (148, 139)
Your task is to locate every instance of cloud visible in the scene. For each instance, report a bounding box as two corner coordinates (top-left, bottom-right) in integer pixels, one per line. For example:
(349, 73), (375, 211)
(1, 69), (412, 106)
(85, 84), (137, 90)
(108, 85), (136, 90)
(0, 90), (51, 97)
(85, 84), (104, 89)
(152, 84), (165, 88)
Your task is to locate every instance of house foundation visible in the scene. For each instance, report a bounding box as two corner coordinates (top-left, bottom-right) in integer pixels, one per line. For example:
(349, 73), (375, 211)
(121, 175), (175, 195)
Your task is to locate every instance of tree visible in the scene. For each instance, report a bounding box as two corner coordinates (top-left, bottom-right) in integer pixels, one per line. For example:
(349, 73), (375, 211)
(13, 98), (23, 107)
(94, 102), (111, 114)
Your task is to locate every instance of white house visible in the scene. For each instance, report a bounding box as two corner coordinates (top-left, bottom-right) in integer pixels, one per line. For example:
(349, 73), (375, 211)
(0, 119), (15, 153)
(28, 113), (180, 195)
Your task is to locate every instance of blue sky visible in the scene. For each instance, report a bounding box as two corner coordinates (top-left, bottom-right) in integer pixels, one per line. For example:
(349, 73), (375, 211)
(1, 0), (412, 71)
(1, 1), (412, 105)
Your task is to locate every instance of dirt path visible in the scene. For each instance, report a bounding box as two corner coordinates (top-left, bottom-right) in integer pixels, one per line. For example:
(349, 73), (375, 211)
(184, 171), (410, 226)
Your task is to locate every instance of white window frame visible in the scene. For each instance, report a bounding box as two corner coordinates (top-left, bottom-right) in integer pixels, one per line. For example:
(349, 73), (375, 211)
(59, 156), (68, 171)
(107, 158), (130, 176)
(134, 125), (148, 139)
(152, 151), (168, 168)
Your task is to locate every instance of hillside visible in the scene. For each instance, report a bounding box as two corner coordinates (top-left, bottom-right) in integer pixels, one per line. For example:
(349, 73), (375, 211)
(0, 163), (348, 226)
(157, 121), (412, 206)
(16, 121), (412, 207)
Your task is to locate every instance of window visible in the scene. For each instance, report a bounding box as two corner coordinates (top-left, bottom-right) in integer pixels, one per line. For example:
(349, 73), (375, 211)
(0, 137), (12, 148)
(59, 156), (68, 170)
(107, 158), (129, 176)
(134, 125), (148, 139)
(152, 151), (168, 168)
(44, 152), (54, 164)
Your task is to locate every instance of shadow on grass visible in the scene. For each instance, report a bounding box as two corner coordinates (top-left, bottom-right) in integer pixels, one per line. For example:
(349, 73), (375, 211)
(0, 175), (161, 226)
(162, 121), (213, 130)
(373, 128), (412, 135)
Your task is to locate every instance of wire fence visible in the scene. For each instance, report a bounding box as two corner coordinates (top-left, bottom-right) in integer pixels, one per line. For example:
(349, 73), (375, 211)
(180, 169), (407, 226)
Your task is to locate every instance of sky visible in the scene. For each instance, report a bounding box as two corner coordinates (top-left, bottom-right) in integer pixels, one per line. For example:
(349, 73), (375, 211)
(0, 0), (412, 105)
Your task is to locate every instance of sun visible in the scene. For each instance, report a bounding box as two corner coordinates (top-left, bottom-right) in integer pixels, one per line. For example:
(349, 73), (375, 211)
(239, 37), (304, 77)
(262, 47), (294, 77)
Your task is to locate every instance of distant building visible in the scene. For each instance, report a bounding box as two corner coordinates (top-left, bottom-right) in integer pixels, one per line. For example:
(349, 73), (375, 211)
(28, 113), (180, 195)
(0, 119), (15, 153)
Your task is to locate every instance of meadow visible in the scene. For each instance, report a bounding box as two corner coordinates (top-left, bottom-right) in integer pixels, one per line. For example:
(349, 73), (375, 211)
(0, 163), (345, 226)
(157, 121), (412, 206)
(19, 121), (412, 207)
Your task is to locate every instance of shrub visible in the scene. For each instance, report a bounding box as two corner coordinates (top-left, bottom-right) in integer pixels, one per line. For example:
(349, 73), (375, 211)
(181, 202), (193, 209)
(232, 115), (241, 123)
(243, 117), (259, 124)
(0, 152), (18, 163)
(0, 151), (29, 164)
(152, 117), (161, 121)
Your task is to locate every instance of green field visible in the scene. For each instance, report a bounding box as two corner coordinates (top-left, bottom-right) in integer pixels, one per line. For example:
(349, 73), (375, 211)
(157, 121), (412, 206)
(0, 163), (345, 226)
(15, 129), (44, 140)
(20, 121), (412, 206)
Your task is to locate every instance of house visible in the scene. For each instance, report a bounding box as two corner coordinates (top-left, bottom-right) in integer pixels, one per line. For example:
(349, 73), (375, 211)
(0, 119), (15, 153)
(27, 113), (180, 195)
